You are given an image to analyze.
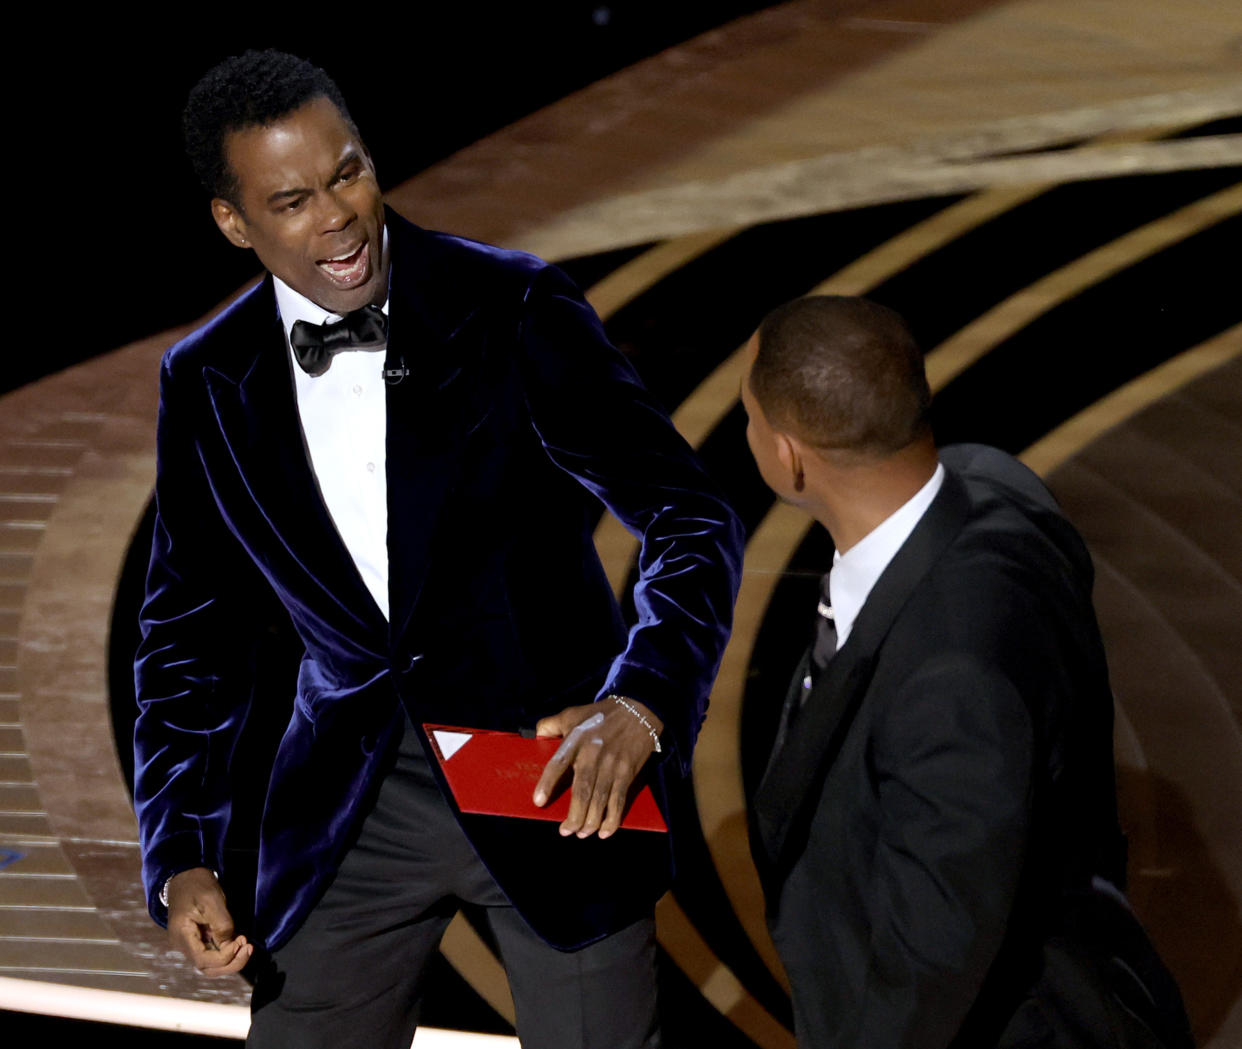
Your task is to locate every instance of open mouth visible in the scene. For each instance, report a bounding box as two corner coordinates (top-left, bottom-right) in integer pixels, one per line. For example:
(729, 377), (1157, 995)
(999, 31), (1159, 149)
(317, 241), (370, 286)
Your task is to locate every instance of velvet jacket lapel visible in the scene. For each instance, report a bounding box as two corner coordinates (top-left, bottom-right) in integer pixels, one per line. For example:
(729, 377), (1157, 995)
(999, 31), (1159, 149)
(199, 279), (386, 635)
(752, 469), (974, 877)
(382, 212), (490, 643)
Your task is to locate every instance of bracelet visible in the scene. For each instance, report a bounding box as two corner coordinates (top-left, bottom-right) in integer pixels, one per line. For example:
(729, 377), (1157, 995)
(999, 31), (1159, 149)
(159, 868), (218, 908)
(610, 695), (662, 754)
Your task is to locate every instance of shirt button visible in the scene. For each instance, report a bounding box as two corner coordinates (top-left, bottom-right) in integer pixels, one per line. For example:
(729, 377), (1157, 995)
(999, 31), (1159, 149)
(353, 384), (363, 396)
(366, 462), (376, 473)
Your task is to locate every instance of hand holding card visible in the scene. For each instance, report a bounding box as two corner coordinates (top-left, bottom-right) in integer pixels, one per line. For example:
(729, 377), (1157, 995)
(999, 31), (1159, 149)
(423, 724), (667, 832)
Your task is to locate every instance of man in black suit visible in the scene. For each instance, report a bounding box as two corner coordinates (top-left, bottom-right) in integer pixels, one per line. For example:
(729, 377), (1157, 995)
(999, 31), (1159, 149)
(133, 51), (743, 1048)
(740, 296), (1191, 1048)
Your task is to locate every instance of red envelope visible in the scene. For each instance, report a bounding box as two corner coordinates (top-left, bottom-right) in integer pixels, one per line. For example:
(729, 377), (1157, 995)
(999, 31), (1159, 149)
(423, 723), (667, 833)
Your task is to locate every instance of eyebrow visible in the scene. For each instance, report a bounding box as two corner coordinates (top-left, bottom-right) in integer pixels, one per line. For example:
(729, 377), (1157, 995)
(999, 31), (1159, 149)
(330, 150), (363, 183)
(266, 186), (310, 207)
(263, 151), (363, 207)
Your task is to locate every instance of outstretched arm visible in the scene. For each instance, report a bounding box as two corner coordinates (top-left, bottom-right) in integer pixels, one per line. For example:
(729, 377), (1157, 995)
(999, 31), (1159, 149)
(515, 264), (744, 833)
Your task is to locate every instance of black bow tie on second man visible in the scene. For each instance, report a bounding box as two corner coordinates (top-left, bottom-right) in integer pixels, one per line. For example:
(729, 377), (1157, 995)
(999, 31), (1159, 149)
(289, 305), (388, 377)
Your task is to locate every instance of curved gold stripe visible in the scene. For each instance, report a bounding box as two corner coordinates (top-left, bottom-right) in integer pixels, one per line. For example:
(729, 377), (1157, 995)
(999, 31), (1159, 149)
(439, 913), (517, 1026)
(1021, 324), (1242, 477)
(585, 230), (740, 321)
(442, 891), (802, 1046)
(588, 230), (741, 596)
(691, 502), (815, 983)
(676, 184), (1057, 448)
(655, 894), (795, 1049)
(926, 183), (1242, 390)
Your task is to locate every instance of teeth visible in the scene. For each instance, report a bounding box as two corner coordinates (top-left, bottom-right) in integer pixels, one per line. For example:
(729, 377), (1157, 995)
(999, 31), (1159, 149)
(325, 246), (360, 262)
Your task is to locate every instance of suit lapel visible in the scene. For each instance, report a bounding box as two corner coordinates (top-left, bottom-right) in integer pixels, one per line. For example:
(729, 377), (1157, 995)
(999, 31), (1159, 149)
(753, 469), (974, 870)
(382, 214), (489, 641)
(202, 279), (386, 630)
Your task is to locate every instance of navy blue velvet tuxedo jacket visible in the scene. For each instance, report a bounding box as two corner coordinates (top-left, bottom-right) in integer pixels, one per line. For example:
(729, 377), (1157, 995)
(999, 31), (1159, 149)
(134, 212), (744, 951)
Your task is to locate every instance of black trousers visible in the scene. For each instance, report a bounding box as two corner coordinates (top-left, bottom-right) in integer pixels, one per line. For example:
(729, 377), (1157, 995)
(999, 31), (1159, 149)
(247, 718), (660, 1049)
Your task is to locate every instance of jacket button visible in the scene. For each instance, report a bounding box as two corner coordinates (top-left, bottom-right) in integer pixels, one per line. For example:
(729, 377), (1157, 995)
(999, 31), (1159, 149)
(405, 653), (424, 672)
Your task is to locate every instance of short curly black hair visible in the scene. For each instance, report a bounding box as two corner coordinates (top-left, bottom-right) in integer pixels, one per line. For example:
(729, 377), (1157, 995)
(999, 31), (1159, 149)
(183, 49), (356, 206)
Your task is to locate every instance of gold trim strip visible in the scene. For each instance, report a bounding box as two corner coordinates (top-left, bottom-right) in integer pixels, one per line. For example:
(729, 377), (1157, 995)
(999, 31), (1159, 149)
(585, 230), (740, 321)
(926, 183), (1242, 390)
(439, 911), (517, 1026)
(1021, 324), (1242, 477)
(656, 894), (795, 1049)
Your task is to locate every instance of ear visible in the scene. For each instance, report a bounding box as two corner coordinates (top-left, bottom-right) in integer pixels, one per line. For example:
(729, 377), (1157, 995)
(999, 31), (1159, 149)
(211, 198), (251, 250)
(774, 431), (805, 493)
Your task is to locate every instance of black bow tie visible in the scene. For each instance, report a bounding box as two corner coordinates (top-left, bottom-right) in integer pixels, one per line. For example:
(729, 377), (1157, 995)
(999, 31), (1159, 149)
(289, 305), (388, 376)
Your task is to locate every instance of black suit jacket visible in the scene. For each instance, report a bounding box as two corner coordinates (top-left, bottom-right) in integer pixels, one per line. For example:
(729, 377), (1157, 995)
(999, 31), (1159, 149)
(750, 446), (1189, 1049)
(134, 211), (744, 951)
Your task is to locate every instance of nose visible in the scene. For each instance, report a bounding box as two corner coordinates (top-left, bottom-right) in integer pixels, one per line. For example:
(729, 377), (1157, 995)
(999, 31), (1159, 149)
(319, 188), (356, 233)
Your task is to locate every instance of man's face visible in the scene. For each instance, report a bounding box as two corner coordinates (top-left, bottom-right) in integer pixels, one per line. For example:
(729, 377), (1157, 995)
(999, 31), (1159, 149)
(211, 96), (388, 314)
(740, 335), (800, 503)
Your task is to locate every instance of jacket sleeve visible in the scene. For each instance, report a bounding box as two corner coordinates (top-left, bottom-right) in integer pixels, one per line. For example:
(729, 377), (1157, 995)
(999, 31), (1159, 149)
(844, 652), (1034, 1048)
(132, 353), (258, 926)
(513, 263), (745, 774)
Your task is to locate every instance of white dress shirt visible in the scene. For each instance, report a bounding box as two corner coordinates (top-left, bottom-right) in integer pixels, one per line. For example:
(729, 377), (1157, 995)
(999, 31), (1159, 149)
(273, 274), (391, 620)
(829, 462), (945, 650)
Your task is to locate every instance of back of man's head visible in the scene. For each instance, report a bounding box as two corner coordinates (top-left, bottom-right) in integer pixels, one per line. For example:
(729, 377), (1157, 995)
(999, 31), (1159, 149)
(183, 49), (355, 206)
(751, 296), (931, 459)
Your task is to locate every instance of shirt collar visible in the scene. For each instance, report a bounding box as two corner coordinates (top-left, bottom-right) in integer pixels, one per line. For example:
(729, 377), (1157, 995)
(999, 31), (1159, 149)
(830, 461), (945, 649)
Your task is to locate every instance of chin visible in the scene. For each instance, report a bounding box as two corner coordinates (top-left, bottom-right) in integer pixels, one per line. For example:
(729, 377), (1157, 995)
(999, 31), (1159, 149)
(316, 277), (383, 314)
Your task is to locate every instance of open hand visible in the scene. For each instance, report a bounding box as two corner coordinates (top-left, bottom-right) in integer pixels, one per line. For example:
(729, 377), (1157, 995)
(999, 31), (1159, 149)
(533, 697), (663, 839)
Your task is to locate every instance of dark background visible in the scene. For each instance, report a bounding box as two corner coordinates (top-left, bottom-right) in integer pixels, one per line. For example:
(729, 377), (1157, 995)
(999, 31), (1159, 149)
(14, 3), (777, 397)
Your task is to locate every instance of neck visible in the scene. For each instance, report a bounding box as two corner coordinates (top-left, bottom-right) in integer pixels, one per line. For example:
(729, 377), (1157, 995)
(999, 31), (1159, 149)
(807, 441), (939, 553)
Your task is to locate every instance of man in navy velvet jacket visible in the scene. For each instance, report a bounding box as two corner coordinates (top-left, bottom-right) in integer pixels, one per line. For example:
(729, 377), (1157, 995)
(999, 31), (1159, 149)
(133, 51), (743, 1048)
